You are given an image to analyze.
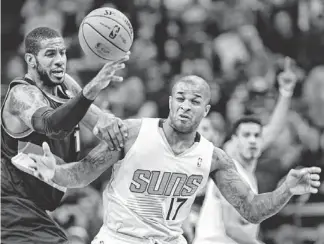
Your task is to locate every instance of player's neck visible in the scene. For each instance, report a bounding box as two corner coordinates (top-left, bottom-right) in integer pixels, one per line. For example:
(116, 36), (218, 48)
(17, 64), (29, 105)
(162, 119), (197, 146)
(27, 71), (58, 95)
(234, 153), (257, 173)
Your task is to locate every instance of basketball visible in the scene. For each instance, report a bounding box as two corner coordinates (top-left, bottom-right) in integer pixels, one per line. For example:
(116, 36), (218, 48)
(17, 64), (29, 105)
(78, 7), (134, 63)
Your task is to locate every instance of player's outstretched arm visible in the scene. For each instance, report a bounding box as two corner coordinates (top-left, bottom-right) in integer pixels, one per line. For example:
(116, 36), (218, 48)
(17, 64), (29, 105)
(64, 73), (128, 151)
(29, 140), (117, 188)
(262, 57), (297, 149)
(210, 147), (321, 224)
(28, 119), (141, 188)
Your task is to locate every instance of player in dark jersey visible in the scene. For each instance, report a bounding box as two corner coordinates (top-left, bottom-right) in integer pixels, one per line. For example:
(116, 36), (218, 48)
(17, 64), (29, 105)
(1, 27), (129, 244)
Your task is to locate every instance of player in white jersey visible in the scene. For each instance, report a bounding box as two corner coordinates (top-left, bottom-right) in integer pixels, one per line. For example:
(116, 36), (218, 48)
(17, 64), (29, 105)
(193, 57), (298, 244)
(29, 75), (321, 244)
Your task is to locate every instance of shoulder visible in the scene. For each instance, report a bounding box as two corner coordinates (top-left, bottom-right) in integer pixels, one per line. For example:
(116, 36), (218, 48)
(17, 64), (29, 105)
(123, 118), (143, 140)
(9, 84), (44, 100)
(7, 84), (46, 111)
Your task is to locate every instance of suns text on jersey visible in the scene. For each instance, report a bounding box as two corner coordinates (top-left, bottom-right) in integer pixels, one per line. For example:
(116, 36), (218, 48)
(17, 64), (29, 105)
(129, 169), (203, 196)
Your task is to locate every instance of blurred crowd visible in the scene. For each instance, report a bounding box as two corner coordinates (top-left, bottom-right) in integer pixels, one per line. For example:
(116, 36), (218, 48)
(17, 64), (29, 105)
(1, 0), (324, 243)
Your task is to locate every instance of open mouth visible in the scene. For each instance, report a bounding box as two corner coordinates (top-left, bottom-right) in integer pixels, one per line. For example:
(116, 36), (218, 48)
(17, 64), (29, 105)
(179, 114), (191, 120)
(52, 70), (64, 79)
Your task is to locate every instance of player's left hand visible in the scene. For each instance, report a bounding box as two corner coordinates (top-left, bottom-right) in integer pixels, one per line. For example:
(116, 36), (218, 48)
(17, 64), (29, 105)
(277, 57), (297, 96)
(28, 142), (56, 181)
(285, 167), (321, 195)
(93, 113), (128, 151)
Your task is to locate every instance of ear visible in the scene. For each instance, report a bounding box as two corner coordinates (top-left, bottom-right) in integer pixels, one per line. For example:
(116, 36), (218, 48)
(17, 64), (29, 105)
(25, 53), (36, 68)
(204, 104), (211, 117)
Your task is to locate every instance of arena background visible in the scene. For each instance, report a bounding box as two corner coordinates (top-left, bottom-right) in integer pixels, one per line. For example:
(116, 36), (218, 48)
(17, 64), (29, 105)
(1, 0), (324, 243)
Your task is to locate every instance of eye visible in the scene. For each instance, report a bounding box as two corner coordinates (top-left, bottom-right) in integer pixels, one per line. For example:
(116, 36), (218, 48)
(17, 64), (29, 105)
(46, 51), (55, 57)
(176, 97), (184, 102)
(192, 100), (200, 105)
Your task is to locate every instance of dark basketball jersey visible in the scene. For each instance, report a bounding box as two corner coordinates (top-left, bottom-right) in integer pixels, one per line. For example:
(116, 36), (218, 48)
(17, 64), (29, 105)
(1, 75), (80, 244)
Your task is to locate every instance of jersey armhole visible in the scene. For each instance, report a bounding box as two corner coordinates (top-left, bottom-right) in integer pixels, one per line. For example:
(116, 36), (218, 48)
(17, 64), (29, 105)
(118, 118), (152, 162)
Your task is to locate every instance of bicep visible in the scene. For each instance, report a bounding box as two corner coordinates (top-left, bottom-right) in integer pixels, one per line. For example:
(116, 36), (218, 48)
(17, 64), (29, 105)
(8, 85), (49, 128)
(210, 148), (255, 216)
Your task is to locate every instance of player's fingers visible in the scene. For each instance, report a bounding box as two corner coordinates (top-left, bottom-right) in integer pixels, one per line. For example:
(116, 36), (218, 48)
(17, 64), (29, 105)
(109, 55), (130, 66)
(117, 119), (128, 139)
(310, 187), (318, 194)
(284, 56), (291, 71)
(27, 155), (38, 170)
(311, 181), (321, 187)
(116, 54), (130, 64)
(306, 167), (322, 174)
(310, 174), (320, 181)
(93, 126), (113, 150)
(102, 127), (115, 150)
(107, 126), (120, 151)
(28, 153), (41, 163)
(105, 63), (125, 74)
(110, 75), (123, 83)
(112, 122), (124, 149)
(42, 142), (52, 157)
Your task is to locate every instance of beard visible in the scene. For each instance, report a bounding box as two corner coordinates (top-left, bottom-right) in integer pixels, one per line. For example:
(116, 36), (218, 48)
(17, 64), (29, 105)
(36, 59), (64, 87)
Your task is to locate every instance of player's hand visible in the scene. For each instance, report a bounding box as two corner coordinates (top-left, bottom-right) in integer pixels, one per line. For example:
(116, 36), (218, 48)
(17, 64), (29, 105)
(28, 142), (56, 181)
(83, 52), (130, 100)
(285, 167), (321, 195)
(93, 113), (128, 151)
(277, 57), (297, 96)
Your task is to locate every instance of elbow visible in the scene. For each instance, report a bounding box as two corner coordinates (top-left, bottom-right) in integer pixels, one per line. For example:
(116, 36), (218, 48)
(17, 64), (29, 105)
(239, 204), (263, 224)
(243, 211), (262, 224)
(246, 216), (262, 225)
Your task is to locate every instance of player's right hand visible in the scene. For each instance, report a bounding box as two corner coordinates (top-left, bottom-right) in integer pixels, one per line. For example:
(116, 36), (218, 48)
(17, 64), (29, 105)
(28, 142), (56, 182)
(93, 113), (128, 151)
(277, 57), (297, 96)
(285, 167), (321, 195)
(83, 51), (130, 100)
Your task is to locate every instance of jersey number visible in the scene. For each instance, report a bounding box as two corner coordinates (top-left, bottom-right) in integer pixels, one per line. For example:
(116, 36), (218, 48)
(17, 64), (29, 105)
(166, 198), (188, 220)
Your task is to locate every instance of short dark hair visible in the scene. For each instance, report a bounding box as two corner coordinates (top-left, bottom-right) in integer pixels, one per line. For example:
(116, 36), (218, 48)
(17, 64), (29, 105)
(231, 116), (262, 135)
(25, 27), (61, 55)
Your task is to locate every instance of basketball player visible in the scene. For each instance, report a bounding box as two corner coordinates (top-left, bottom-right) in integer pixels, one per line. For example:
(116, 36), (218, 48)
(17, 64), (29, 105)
(30, 75), (321, 244)
(1, 27), (129, 244)
(193, 58), (298, 244)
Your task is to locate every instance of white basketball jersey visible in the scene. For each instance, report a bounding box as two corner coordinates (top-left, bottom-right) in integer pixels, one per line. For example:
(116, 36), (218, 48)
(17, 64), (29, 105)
(194, 159), (258, 244)
(102, 118), (214, 243)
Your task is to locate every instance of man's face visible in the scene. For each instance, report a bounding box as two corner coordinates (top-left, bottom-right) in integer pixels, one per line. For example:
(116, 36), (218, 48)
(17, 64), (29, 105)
(169, 81), (210, 133)
(234, 122), (262, 161)
(35, 37), (67, 86)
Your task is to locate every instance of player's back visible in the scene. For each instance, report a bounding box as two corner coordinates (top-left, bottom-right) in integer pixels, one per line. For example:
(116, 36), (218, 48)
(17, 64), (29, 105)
(101, 118), (214, 243)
